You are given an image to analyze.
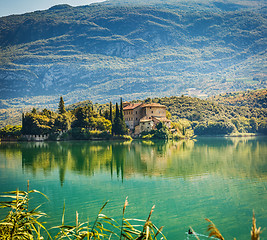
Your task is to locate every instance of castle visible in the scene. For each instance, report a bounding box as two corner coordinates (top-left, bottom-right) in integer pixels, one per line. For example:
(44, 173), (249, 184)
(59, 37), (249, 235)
(123, 102), (171, 134)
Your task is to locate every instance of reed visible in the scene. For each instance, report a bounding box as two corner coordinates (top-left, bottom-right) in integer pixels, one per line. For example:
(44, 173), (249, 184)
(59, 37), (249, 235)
(205, 218), (225, 240)
(204, 213), (263, 240)
(0, 184), (263, 240)
(0, 187), (51, 239)
(53, 197), (165, 240)
(189, 227), (200, 240)
(0, 184), (165, 239)
(251, 211), (262, 240)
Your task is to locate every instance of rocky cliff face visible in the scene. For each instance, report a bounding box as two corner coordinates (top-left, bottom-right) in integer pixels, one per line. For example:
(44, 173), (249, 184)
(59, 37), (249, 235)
(0, 0), (266, 108)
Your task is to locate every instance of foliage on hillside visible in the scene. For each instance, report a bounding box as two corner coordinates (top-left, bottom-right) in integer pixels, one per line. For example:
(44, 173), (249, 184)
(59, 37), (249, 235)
(209, 89), (267, 109)
(66, 100), (94, 111)
(0, 108), (23, 128)
(11, 97), (132, 140)
(0, 1), (266, 107)
(141, 95), (267, 135)
(1, 90), (267, 136)
(150, 95), (266, 122)
(21, 107), (112, 137)
(0, 125), (21, 139)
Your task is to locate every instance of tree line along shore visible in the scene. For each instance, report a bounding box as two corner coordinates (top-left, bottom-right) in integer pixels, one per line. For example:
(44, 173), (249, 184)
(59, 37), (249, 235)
(0, 90), (266, 141)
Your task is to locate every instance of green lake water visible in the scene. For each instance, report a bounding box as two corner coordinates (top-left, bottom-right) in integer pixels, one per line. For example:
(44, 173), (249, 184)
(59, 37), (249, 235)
(0, 137), (266, 239)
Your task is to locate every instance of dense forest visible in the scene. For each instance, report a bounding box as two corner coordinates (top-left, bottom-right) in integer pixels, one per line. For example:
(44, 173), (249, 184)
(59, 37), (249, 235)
(145, 92), (267, 136)
(208, 89), (267, 108)
(66, 89), (267, 136)
(0, 97), (130, 140)
(1, 89), (266, 139)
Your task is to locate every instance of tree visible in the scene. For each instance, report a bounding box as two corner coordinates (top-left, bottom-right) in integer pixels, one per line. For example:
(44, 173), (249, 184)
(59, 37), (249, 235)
(95, 117), (112, 131)
(58, 96), (66, 114)
(153, 122), (169, 139)
(112, 102), (127, 135)
(166, 110), (172, 120)
(72, 106), (92, 128)
(182, 126), (186, 136)
(194, 121), (236, 135)
(0, 125), (22, 139)
(115, 102), (119, 118)
(31, 108), (37, 114)
(109, 102), (113, 123)
(250, 117), (258, 132)
(104, 110), (109, 120)
(22, 113), (52, 135)
(54, 114), (71, 131)
(42, 109), (54, 118)
(120, 98), (124, 120)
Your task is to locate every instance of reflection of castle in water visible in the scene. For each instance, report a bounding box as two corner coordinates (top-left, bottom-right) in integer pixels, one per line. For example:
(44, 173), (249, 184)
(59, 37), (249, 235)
(2, 138), (265, 185)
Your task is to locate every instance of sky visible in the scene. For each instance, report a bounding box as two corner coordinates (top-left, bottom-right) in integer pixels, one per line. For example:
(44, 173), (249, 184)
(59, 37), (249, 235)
(0, 0), (106, 17)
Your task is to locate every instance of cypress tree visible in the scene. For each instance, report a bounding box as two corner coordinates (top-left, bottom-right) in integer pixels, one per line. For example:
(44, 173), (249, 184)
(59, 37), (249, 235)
(112, 103), (120, 135)
(112, 102), (127, 136)
(120, 97), (124, 120)
(115, 102), (119, 120)
(58, 96), (66, 114)
(104, 110), (109, 120)
(109, 102), (113, 123)
(182, 126), (186, 136)
(21, 113), (25, 134)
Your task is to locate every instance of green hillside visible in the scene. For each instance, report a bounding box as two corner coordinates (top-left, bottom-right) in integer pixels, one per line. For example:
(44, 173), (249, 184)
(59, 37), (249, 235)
(1, 89), (267, 136)
(1, 89), (267, 128)
(0, 0), (266, 110)
(209, 89), (267, 108)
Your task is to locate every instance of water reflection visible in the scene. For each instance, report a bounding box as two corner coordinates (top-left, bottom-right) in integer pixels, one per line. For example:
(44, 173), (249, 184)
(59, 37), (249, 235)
(0, 137), (266, 185)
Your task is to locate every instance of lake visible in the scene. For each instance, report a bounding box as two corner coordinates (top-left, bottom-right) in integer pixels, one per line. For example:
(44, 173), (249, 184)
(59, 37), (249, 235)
(0, 137), (266, 239)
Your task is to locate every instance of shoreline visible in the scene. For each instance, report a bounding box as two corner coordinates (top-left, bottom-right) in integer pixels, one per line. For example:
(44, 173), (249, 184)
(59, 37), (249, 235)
(195, 133), (265, 138)
(1, 133), (266, 143)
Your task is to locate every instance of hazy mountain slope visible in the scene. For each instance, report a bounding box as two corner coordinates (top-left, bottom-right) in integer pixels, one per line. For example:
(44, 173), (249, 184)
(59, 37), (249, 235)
(104, 0), (265, 10)
(0, 0), (266, 110)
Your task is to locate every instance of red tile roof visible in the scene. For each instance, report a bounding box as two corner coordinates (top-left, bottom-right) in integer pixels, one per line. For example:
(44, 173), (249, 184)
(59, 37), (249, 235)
(123, 102), (166, 110)
(123, 102), (142, 110)
(142, 103), (166, 108)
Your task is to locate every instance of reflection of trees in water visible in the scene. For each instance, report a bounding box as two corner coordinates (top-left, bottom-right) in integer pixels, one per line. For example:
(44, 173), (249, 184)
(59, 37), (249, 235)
(0, 142), (22, 169)
(1, 138), (266, 185)
(191, 137), (267, 179)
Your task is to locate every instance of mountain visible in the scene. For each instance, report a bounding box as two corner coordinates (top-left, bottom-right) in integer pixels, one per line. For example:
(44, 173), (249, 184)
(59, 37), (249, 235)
(0, 0), (266, 111)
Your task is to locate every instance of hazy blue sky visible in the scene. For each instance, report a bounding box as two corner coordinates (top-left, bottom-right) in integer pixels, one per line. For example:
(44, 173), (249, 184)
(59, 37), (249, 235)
(0, 0), (106, 17)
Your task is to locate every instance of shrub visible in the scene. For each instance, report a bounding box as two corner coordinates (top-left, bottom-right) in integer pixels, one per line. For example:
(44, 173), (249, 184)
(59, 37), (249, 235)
(0, 125), (22, 139)
(194, 121), (236, 135)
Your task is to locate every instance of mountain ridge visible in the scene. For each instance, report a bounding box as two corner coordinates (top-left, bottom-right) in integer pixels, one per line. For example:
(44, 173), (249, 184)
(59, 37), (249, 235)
(0, 0), (266, 109)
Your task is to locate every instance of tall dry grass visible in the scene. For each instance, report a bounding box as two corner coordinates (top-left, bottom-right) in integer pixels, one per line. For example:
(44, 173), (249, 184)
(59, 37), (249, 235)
(0, 184), (51, 239)
(188, 214), (263, 240)
(0, 182), (263, 239)
(251, 211), (262, 240)
(0, 184), (165, 239)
